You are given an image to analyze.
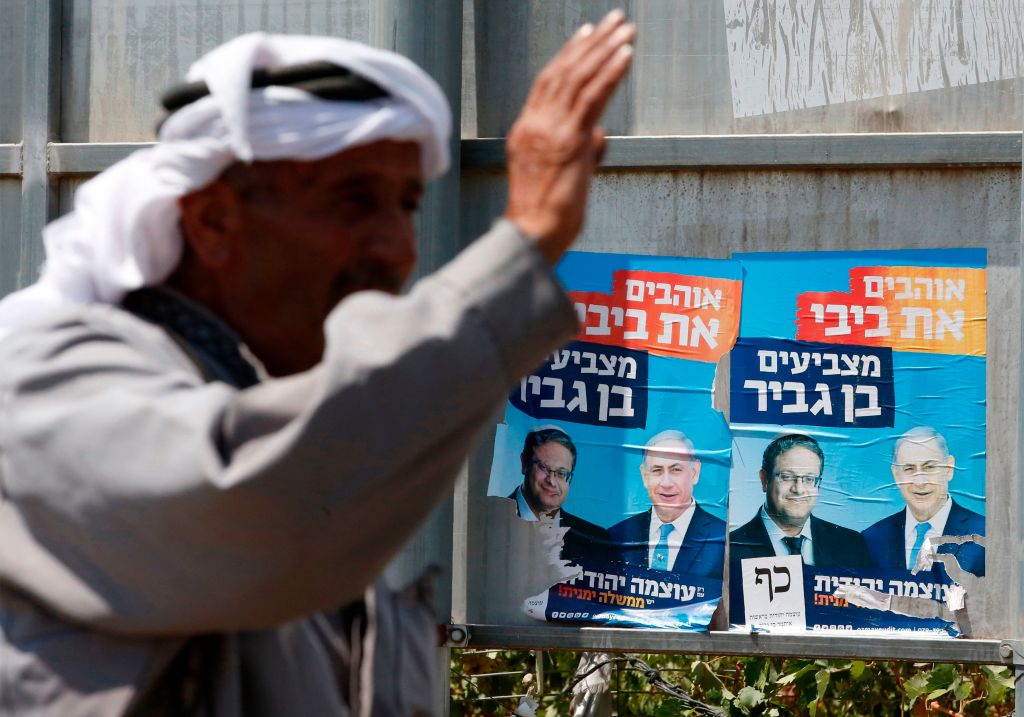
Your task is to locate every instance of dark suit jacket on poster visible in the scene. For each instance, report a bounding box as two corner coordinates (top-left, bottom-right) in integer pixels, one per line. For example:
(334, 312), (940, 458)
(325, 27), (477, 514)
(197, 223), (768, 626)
(607, 504), (726, 580)
(861, 500), (985, 577)
(507, 487), (613, 565)
(728, 513), (873, 569)
(560, 509), (614, 565)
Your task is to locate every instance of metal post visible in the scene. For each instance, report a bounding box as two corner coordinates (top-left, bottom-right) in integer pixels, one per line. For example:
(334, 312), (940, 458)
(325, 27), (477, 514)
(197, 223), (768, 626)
(20, 0), (61, 287)
(373, 0), (464, 276)
(1017, 664), (1023, 717)
(372, 4), (463, 716)
(1018, 76), (1024, 717)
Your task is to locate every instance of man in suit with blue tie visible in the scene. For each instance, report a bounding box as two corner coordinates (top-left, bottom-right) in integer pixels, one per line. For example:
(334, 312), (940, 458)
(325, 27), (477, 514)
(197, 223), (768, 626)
(608, 430), (726, 579)
(861, 427), (985, 577)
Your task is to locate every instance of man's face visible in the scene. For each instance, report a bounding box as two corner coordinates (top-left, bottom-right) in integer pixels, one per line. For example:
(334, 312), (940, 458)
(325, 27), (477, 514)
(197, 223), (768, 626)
(892, 438), (954, 522)
(761, 445), (821, 531)
(523, 441), (574, 516)
(179, 140), (423, 376)
(640, 440), (701, 524)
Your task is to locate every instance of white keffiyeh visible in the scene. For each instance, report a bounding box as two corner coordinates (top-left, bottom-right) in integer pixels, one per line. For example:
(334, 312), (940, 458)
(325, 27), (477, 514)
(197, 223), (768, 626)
(0, 33), (451, 340)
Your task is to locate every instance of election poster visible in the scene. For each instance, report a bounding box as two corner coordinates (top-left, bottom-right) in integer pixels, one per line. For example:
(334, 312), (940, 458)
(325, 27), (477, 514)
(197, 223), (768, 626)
(487, 251), (741, 629)
(727, 249), (986, 635)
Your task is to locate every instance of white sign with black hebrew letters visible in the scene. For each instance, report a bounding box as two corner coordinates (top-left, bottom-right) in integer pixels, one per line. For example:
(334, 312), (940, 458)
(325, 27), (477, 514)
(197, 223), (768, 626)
(741, 556), (806, 631)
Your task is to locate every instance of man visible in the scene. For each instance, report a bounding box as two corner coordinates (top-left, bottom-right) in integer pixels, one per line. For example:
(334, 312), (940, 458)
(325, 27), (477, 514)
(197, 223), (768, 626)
(0, 15), (635, 716)
(608, 430), (726, 579)
(510, 426), (612, 564)
(862, 426), (985, 576)
(729, 434), (871, 568)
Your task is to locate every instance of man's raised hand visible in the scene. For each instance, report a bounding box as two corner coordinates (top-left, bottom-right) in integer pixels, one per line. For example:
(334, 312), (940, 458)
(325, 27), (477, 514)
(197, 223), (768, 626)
(504, 10), (635, 264)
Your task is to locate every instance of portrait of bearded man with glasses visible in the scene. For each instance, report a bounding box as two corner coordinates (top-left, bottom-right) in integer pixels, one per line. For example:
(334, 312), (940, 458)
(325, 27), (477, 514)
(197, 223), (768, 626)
(510, 426), (612, 565)
(729, 433), (872, 568)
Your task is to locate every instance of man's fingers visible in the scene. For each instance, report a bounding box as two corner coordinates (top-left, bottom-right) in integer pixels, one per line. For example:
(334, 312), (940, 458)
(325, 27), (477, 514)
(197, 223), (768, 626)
(525, 11), (628, 108)
(556, 21), (635, 106)
(573, 43), (634, 128)
(558, 10), (627, 72)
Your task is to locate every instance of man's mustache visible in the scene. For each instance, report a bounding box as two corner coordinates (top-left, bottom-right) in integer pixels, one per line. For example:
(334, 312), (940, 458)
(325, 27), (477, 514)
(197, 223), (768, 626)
(332, 264), (405, 300)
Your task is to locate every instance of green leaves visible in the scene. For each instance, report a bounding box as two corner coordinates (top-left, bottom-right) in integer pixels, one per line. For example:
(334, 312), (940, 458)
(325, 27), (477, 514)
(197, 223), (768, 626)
(734, 686), (765, 713)
(451, 650), (1016, 716)
(982, 664), (1015, 705)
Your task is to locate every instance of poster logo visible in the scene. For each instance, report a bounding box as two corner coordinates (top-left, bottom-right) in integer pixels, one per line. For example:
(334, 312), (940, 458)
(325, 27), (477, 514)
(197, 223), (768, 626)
(512, 340), (649, 428)
(796, 266), (986, 356)
(731, 338), (895, 427)
(570, 270), (742, 363)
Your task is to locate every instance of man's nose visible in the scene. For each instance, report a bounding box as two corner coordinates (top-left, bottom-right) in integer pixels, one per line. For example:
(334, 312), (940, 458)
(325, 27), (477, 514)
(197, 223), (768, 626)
(368, 210), (417, 266)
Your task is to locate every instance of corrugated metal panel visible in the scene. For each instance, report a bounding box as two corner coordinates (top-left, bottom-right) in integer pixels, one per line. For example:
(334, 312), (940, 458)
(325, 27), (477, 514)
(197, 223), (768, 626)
(61, 0), (372, 142)
(0, 181), (26, 291)
(459, 167), (1022, 640)
(470, 0), (1024, 137)
(0, 1), (25, 142)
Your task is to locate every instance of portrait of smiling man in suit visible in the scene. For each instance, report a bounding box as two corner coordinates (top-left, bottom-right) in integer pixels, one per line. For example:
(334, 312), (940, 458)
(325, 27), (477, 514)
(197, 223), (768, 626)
(862, 426), (985, 576)
(509, 425), (612, 565)
(729, 433), (872, 569)
(608, 430), (726, 580)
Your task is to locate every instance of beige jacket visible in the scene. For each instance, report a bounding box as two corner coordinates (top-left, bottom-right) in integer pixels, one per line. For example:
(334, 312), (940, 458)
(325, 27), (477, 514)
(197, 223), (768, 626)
(0, 221), (577, 715)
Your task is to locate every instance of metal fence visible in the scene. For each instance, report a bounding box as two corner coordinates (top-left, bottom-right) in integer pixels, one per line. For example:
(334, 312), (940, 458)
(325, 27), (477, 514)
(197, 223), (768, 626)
(3, 0), (1024, 714)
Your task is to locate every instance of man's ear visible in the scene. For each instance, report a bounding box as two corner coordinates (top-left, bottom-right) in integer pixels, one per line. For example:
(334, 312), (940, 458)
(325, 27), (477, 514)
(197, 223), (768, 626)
(759, 469), (769, 493)
(691, 458), (701, 486)
(178, 181), (241, 269)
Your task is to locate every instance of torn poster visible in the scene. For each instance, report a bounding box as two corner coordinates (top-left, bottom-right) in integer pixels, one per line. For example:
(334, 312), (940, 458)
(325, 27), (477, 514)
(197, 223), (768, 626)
(723, 0), (1024, 118)
(728, 249), (986, 635)
(488, 251), (742, 629)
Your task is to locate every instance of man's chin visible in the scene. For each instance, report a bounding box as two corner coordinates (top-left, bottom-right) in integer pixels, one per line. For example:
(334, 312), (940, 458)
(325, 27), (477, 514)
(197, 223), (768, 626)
(779, 509), (812, 524)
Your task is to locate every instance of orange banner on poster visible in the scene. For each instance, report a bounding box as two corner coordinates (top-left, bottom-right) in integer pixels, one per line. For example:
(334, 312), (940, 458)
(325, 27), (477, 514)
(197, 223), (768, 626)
(569, 270), (742, 363)
(796, 266), (986, 356)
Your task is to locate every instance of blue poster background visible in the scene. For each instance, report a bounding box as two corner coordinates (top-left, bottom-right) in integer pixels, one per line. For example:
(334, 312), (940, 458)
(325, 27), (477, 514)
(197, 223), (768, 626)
(488, 251), (740, 630)
(728, 249), (986, 634)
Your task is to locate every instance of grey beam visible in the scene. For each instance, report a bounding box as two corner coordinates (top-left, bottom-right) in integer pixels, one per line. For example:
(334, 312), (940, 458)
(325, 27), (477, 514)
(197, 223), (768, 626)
(462, 133), (1024, 170)
(0, 145), (21, 176)
(372, 6), (464, 717)
(47, 143), (152, 175)
(1017, 47), (1024, 717)
(48, 133), (1024, 177)
(457, 624), (1014, 665)
(21, 0), (61, 256)
(373, 0), (463, 274)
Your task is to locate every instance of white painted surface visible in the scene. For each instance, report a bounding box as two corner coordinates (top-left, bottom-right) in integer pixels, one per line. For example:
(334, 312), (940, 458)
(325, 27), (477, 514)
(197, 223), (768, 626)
(725, 0), (1024, 117)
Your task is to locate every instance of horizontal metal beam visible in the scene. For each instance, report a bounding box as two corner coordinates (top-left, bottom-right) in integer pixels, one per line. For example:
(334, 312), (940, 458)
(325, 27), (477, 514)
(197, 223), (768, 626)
(462, 132), (1023, 170)
(459, 624), (1015, 665)
(45, 133), (1024, 176)
(0, 144), (21, 176)
(48, 143), (152, 175)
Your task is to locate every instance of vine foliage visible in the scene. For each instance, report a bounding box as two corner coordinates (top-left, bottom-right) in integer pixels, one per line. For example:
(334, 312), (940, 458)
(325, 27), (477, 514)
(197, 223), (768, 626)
(451, 650), (1016, 716)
